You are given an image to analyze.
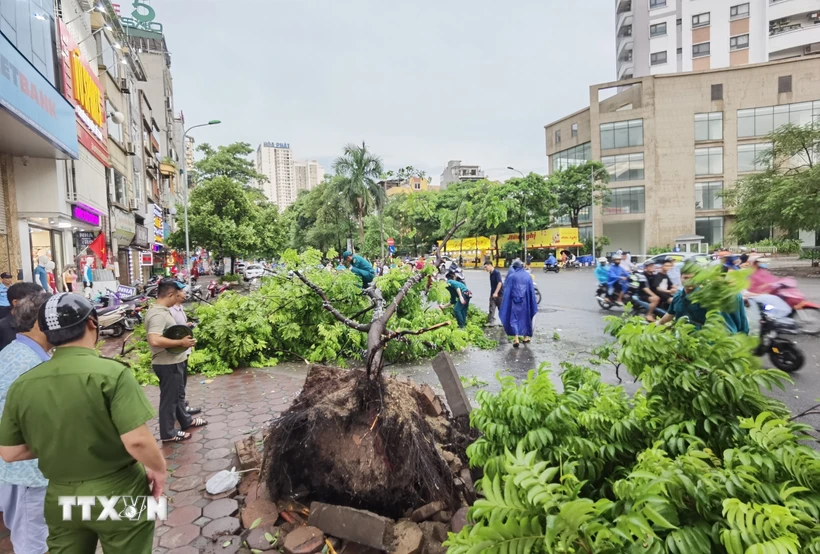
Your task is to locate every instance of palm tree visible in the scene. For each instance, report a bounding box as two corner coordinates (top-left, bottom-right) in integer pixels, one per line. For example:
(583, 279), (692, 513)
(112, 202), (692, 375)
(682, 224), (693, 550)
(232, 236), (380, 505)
(333, 142), (385, 244)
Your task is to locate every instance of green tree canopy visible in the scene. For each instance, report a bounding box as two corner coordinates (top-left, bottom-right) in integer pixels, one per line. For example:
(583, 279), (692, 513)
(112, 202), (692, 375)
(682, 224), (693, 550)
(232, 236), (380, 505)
(333, 142), (385, 242)
(548, 161), (610, 228)
(193, 142), (266, 185)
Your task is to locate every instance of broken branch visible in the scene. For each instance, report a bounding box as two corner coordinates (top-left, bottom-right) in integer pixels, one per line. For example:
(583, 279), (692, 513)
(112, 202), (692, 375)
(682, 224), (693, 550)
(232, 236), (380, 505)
(382, 271), (426, 323)
(435, 218), (468, 267)
(293, 271), (371, 332)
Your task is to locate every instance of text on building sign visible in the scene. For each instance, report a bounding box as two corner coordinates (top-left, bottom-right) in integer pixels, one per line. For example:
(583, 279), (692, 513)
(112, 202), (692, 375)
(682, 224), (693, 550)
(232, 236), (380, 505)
(72, 205), (101, 226)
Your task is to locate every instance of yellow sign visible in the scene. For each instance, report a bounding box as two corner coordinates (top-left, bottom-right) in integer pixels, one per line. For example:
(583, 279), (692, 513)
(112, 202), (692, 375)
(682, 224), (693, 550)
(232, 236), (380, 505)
(70, 49), (104, 128)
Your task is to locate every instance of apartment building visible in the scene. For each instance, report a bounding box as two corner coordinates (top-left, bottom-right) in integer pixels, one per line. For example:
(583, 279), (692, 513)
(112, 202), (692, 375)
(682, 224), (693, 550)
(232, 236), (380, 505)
(545, 56), (820, 254)
(616, 0), (820, 80)
(294, 160), (325, 192)
(256, 143), (295, 210)
(440, 160), (485, 189)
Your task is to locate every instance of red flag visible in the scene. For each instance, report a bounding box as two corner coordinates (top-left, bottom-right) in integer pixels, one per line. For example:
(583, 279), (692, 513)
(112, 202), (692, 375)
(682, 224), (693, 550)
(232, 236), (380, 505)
(89, 233), (108, 268)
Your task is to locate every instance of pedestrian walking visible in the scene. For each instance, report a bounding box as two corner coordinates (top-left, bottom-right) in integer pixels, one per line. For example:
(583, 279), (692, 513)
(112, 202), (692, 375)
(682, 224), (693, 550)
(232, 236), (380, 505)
(499, 259), (538, 347)
(483, 261), (503, 326)
(169, 288), (202, 417)
(0, 291), (50, 554)
(439, 271), (471, 328)
(0, 293), (166, 553)
(0, 272), (12, 321)
(0, 284), (44, 352)
(146, 279), (206, 442)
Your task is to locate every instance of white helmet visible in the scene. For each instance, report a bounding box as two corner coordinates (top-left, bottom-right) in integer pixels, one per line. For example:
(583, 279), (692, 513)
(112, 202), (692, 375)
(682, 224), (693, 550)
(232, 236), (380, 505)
(740, 247), (748, 253)
(598, 257), (607, 264)
(611, 254), (622, 261)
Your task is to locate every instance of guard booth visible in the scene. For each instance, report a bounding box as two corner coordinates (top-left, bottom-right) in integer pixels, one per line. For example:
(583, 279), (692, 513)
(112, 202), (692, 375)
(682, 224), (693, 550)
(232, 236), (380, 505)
(674, 235), (708, 254)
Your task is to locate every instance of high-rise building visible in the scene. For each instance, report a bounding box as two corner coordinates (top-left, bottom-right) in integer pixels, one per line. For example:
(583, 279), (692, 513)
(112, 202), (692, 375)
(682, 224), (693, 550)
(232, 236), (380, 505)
(293, 160), (325, 192)
(616, 0), (820, 80)
(256, 143), (295, 209)
(545, 56), (820, 253)
(440, 160), (485, 189)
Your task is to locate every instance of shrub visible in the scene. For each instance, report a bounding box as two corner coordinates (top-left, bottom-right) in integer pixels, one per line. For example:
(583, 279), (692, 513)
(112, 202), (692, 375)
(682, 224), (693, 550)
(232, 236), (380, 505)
(447, 313), (820, 554)
(219, 273), (242, 283)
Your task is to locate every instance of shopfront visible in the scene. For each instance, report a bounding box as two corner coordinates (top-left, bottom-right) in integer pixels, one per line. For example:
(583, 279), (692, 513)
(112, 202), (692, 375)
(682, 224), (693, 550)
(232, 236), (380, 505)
(133, 223), (151, 281)
(111, 206), (136, 284)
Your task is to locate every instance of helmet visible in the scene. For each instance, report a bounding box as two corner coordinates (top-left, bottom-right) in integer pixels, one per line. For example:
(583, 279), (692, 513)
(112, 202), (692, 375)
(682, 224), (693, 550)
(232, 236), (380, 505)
(38, 293), (96, 333)
(740, 247), (748, 253)
(598, 257), (607, 264)
(611, 254), (622, 261)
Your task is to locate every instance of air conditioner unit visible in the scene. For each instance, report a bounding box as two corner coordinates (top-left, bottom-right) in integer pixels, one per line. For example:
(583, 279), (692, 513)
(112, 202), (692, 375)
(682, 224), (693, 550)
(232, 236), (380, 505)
(119, 78), (130, 94)
(129, 198), (140, 211)
(124, 141), (135, 155)
(806, 43), (820, 54)
(809, 13), (819, 20)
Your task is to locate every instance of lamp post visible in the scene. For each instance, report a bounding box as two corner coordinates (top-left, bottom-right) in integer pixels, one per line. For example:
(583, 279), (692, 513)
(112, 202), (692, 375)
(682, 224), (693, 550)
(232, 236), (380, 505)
(182, 120), (221, 286)
(507, 167), (528, 262)
(589, 166), (608, 260)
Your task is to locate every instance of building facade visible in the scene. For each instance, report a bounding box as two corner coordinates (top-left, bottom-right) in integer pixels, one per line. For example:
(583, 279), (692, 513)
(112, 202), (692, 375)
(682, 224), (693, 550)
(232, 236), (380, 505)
(440, 160), (485, 189)
(545, 57), (820, 254)
(617, 0), (820, 80)
(293, 160), (324, 193)
(383, 176), (431, 196)
(256, 142), (295, 210)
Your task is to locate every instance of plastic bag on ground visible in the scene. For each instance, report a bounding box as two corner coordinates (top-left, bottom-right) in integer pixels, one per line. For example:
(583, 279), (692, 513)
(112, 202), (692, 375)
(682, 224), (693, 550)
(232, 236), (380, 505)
(206, 467), (239, 494)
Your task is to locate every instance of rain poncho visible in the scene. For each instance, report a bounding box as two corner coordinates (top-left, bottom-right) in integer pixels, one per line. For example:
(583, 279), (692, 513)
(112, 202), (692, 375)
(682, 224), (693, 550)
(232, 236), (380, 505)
(594, 265), (609, 284)
(499, 263), (538, 337)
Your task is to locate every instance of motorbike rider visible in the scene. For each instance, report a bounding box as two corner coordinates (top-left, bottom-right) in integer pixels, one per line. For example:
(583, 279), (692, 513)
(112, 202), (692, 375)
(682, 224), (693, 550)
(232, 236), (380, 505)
(633, 263), (662, 322)
(594, 257), (609, 285)
(544, 252), (557, 268)
(607, 254), (630, 306)
(650, 258), (677, 310)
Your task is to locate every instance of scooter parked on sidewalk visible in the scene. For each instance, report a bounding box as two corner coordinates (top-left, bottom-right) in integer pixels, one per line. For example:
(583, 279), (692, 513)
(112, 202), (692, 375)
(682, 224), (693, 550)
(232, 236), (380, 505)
(98, 306), (127, 338)
(207, 280), (231, 300)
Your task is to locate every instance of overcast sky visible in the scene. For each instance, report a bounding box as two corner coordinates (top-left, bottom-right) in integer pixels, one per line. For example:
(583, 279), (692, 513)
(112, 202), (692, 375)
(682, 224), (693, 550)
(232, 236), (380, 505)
(147, 0), (615, 183)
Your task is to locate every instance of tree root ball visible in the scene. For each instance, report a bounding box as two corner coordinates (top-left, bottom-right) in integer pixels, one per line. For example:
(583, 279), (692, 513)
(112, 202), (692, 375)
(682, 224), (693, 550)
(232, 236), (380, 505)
(262, 366), (460, 518)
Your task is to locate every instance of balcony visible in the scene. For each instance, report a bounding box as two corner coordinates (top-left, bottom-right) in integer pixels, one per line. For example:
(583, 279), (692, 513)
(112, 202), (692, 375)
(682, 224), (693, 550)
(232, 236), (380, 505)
(769, 0), (820, 22)
(769, 13), (820, 54)
(618, 60), (635, 79)
(616, 0), (632, 15)
(618, 42), (634, 62)
(617, 12), (633, 34)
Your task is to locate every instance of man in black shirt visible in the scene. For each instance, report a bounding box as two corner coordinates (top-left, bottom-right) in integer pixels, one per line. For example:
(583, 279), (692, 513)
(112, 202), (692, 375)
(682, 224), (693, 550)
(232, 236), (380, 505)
(650, 259), (677, 312)
(484, 262), (504, 326)
(0, 283), (46, 351)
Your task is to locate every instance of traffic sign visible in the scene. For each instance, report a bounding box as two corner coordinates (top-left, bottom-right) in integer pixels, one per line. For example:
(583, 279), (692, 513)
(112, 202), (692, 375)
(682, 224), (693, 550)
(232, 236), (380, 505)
(389, 245), (396, 253)
(387, 238), (395, 246)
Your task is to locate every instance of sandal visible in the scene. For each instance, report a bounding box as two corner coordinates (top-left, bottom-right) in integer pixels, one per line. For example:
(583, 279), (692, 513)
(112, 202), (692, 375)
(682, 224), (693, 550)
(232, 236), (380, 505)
(186, 417), (208, 429)
(186, 406), (202, 415)
(162, 431), (192, 443)
(512, 340), (520, 349)
(522, 338), (531, 344)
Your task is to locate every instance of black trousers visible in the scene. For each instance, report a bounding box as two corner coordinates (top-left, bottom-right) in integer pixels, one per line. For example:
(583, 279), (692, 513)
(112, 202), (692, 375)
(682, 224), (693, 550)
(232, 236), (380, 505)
(180, 359), (189, 408)
(153, 362), (192, 440)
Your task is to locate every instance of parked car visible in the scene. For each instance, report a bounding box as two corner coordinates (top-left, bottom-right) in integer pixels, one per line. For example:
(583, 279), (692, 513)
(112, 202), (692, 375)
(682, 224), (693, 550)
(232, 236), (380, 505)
(235, 261), (246, 274)
(244, 264), (265, 281)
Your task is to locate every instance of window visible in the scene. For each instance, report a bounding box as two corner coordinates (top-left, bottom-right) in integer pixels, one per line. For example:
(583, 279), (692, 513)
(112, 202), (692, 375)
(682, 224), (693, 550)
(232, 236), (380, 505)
(695, 182), (723, 210)
(738, 143), (772, 172)
(109, 169), (128, 205)
(106, 100), (122, 144)
(555, 130), (561, 144)
(600, 119), (643, 150)
(695, 112), (723, 141)
(695, 147), (723, 176)
(696, 217), (723, 245)
(730, 3), (750, 18)
(649, 0), (666, 8)
(551, 142), (592, 172)
(101, 33), (119, 79)
(737, 101), (820, 137)
(650, 23), (667, 37)
(730, 34), (749, 50)
(692, 13), (710, 28)
(677, 18), (682, 26)
(571, 123), (578, 137)
(414, 182), (421, 190)
(677, 47), (683, 55)
(602, 153), (645, 182)
(578, 225), (593, 241)
(778, 75), (792, 94)
(712, 84), (723, 101)
(693, 43), (711, 57)
(605, 186), (645, 215)
(650, 51), (668, 65)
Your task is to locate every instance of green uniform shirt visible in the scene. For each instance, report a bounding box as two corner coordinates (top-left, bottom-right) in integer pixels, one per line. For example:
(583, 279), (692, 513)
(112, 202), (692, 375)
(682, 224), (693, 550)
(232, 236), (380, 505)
(145, 303), (187, 365)
(0, 347), (156, 483)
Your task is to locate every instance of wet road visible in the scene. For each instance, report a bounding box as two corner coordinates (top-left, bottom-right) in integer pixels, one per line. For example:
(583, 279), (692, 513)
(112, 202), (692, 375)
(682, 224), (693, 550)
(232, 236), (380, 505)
(394, 267), (820, 431)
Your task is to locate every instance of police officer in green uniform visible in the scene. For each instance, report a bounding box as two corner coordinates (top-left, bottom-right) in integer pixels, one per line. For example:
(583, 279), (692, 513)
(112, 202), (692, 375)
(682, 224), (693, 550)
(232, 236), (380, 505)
(0, 294), (165, 553)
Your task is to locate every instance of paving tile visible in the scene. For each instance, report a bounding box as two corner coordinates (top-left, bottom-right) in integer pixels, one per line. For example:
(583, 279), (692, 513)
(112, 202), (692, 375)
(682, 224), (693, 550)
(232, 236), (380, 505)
(165, 505), (202, 527)
(203, 498), (239, 519)
(169, 475), (203, 492)
(202, 458), (232, 472)
(171, 464), (202, 478)
(158, 524), (201, 549)
(204, 447), (232, 460)
(204, 438), (230, 449)
(201, 516), (240, 539)
(169, 489), (202, 508)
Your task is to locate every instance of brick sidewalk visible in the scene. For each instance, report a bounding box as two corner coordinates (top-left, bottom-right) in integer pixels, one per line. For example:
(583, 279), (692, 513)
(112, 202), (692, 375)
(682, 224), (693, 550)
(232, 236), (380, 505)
(0, 367), (305, 553)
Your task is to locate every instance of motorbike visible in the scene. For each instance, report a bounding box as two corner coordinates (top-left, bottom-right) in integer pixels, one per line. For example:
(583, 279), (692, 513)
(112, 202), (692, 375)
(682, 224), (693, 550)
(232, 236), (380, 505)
(207, 280), (230, 300)
(534, 283), (542, 305)
(749, 271), (820, 335)
(753, 300), (805, 372)
(543, 262), (560, 274)
(97, 306), (127, 338)
(596, 274), (639, 310)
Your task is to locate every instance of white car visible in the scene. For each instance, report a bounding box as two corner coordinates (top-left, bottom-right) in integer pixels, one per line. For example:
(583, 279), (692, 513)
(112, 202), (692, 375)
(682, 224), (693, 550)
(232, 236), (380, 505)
(244, 264), (265, 281)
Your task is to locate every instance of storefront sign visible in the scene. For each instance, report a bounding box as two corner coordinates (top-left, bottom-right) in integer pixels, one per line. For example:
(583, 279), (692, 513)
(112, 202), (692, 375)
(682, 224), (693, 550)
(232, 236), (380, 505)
(152, 204), (163, 250)
(75, 231), (96, 251)
(133, 224), (149, 248)
(140, 251), (153, 266)
(57, 21), (109, 166)
(0, 32), (78, 158)
(72, 204), (101, 226)
(263, 142), (290, 149)
(117, 284), (137, 297)
(111, 207), (136, 242)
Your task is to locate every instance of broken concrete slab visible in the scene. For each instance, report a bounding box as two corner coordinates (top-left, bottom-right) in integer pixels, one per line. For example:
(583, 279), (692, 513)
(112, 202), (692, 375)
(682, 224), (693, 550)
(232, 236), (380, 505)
(410, 501), (445, 523)
(390, 520), (424, 554)
(241, 498), (280, 529)
(432, 352), (472, 417)
(419, 385), (444, 417)
(308, 502), (392, 550)
(236, 436), (261, 471)
(282, 525), (324, 554)
(418, 521), (449, 544)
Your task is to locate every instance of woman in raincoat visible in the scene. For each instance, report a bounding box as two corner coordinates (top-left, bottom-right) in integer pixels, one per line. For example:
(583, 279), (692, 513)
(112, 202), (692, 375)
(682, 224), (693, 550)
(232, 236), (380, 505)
(499, 259), (539, 347)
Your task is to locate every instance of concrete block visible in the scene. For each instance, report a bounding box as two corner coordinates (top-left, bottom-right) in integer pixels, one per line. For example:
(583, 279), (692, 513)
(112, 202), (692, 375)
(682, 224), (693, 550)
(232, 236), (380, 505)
(410, 501), (445, 523)
(308, 502), (392, 550)
(432, 352), (472, 417)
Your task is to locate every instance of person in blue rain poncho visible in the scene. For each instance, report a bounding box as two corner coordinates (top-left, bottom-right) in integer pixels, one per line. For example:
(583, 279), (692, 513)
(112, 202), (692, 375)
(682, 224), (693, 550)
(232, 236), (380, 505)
(341, 251), (376, 288)
(498, 259), (539, 348)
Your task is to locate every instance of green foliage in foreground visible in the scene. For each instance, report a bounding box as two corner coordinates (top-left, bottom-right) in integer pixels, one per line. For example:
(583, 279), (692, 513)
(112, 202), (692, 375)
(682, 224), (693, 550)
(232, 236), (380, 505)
(446, 314), (820, 554)
(186, 249), (494, 376)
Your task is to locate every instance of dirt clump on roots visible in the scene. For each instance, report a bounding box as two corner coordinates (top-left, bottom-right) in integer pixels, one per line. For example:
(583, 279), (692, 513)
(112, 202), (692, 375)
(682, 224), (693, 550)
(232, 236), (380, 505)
(262, 365), (467, 519)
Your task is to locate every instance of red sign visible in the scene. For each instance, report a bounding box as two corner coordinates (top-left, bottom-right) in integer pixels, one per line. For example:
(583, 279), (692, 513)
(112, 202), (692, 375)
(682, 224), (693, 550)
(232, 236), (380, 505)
(57, 21), (110, 167)
(140, 251), (153, 266)
(387, 238), (395, 246)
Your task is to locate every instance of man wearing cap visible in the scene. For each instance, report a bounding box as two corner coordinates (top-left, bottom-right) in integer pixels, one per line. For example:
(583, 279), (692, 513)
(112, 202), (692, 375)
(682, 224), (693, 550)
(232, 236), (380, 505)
(0, 293), (166, 553)
(0, 272), (13, 320)
(341, 251), (376, 288)
(145, 279), (205, 442)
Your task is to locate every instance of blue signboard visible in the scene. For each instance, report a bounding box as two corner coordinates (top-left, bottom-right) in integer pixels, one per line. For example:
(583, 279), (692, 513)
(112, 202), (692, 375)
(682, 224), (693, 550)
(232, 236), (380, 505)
(0, 33), (78, 158)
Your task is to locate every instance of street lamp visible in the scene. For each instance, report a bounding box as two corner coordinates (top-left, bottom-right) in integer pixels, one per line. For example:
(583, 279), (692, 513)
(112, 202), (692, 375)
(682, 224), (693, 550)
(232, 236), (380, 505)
(507, 167), (529, 262)
(61, 5), (106, 26)
(182, 120), (221, 286)
(589, 166), (609, 260)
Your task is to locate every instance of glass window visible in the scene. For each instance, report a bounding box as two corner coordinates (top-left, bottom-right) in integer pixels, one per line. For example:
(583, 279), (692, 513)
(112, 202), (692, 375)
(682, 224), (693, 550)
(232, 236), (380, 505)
(692, 13), (710, 28)
(739, 101), (820, 137)
(106, 100), (122, 143)
(109, 169), (128, 205)
(551, 142), (591, 172)
(730, 3), (749, 18)
(571, 123), (578, 137)
(578, 226), (593, 241)
(730, 34), (749, 50)
(693, 42), (711, 57)
(650, 23), (667, 37)
(605, 186), (645, 215)
(789, 102), (813, 126)
(695, 147), (723, 176)
(101, 33), (119, 80)
(695, 181), (723, 210)
(695, 112), (723, 141)
(555, 130), (561, 144)
(696, 217), (723, 245)
(650, 51), (668, 65)
(649, 0), (666, 8)
(738, 143), (772, 172)
(600, 120), (643, 150)
(602, 153), (645, 182)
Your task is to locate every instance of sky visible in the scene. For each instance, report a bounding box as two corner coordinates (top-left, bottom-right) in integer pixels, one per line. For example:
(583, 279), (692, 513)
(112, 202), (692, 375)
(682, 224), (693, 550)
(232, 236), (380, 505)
(146, 0), (616, 184)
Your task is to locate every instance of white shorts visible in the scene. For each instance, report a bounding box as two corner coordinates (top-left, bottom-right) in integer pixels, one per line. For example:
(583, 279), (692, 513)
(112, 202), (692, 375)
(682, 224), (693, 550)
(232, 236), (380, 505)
(0, 484), (48, 554)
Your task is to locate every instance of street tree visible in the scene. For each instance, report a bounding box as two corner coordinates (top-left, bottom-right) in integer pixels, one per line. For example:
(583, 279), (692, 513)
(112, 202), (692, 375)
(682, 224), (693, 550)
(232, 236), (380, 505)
(282, 177), (356, 253)
(548, 161), (610, 228)
(723, 122), (820, 241)
(193, 142), (266, 185)
(333, 142), (385, 243)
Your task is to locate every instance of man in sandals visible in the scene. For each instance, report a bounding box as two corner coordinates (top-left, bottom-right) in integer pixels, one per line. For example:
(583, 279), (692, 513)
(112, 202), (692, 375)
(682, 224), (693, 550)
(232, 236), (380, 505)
(146, 279), (206, 442)
(0, 293), (165, 553)
(169, 285), (202, 417)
